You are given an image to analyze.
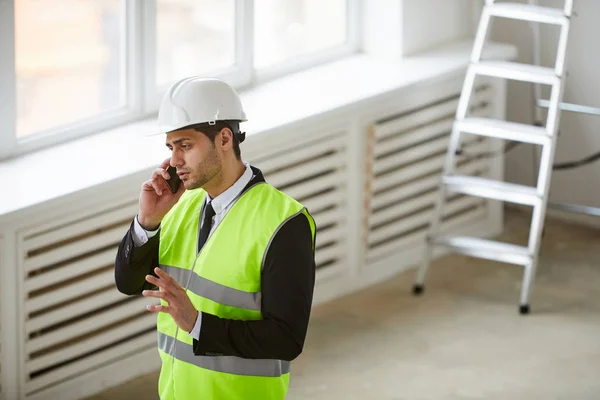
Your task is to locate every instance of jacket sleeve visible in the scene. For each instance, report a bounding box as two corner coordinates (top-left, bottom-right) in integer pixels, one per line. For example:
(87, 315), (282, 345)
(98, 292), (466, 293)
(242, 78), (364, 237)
(114, 219), (161, 295)
(192, 212), (316, 361)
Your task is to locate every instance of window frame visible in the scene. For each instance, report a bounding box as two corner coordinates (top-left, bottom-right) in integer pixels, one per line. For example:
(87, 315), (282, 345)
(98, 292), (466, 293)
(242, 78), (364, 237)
(0, 0), (17, 160)
(1, 0), (144, 160)
(253, 0), (361, 84)
(142, 0), (255, 113)
(0, 0), (360, 161)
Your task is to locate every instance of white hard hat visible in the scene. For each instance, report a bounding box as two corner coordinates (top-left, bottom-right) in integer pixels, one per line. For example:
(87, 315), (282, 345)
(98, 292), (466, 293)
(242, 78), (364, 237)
(156, 77), (247, 134)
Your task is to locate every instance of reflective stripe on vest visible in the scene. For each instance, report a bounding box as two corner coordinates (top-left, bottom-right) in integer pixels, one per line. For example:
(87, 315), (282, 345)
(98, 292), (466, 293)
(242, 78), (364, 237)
(161, 264), (261, 311)
(158, 332), (290, 377)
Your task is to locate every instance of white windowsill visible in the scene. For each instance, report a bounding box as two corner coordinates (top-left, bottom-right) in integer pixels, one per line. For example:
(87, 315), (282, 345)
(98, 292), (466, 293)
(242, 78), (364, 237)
(0, 40), (517, 222)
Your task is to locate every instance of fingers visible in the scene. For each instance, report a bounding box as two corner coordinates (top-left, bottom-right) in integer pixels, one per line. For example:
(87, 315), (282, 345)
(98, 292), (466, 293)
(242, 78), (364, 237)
(159, 157), (172, 170)
(154, 267), (176, 285)
(154, 167), (170, 181)
(144, 269), (179, 314)
(142, 168), (170, 196)
(151, 178), (165, 196)
(146, 304), (170, 313)
(145, 274), (162, 288)
(145, 269), (180, 291)
(142, 289), (166, 299)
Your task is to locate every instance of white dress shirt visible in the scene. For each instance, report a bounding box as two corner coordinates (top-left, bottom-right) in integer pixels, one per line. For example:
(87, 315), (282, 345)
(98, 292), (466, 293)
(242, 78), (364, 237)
(132, 162), (254, 340)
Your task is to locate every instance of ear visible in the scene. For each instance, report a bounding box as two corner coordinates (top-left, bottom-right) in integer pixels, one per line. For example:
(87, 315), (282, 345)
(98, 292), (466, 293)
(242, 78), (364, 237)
(218, 127), (234, 152)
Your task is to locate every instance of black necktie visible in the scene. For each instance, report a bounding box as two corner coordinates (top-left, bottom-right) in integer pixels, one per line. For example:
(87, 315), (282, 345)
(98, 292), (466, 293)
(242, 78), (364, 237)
(197, 201), (215, 252)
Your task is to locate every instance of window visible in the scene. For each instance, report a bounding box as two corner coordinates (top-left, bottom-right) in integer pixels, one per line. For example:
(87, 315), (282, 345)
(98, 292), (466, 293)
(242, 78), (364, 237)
(254, 0), (348, 69)
(15, 0), (126, 139)
(0, 0), (358, 160)
(155, 0), (236, 87)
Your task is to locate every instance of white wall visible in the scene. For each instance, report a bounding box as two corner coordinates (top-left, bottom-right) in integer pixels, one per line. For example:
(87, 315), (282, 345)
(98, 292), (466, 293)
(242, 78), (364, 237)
(402, 0), (478, 55)
(489, 0), (600, 219)
(362, 0), (478, 58)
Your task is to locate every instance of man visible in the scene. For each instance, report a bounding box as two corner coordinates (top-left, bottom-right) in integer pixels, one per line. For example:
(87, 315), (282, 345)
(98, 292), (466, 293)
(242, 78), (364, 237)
(114, 77), (317, 399)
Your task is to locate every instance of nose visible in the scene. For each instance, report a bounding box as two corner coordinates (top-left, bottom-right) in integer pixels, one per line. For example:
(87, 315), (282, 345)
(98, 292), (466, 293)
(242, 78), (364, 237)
(170, 150), (184, 168)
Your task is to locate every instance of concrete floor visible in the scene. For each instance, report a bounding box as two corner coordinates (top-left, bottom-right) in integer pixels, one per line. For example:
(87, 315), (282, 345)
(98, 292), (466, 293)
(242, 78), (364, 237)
(87, 208), (600, 400)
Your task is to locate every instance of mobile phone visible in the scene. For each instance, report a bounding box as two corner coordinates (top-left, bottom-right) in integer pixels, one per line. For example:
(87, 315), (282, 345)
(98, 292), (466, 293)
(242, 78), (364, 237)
(165, 165), (181, 194)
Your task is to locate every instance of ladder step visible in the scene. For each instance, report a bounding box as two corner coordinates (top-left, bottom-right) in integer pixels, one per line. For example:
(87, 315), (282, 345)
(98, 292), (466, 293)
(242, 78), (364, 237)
(488, 3), (568, 26)
(456, 117), (551, 145)
(471, 61), (559, 85)
(443, 176), (540, 206)
(432, 235), (531, 266)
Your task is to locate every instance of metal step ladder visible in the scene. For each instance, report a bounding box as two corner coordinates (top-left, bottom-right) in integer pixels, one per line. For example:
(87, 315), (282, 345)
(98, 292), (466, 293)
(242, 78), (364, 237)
(412, 0), (574, 314)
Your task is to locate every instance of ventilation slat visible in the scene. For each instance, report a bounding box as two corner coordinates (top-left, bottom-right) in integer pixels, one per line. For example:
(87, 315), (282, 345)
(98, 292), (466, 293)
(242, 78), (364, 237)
(258, 134), (342, 173)
(372, 141), (489, 193)
(26, 268), (115, 313)
(374, 134), (458, 175)
(370, 167), (487, 228)
(315, 261), (345, 282)
(313, 207), (343, 231)
(375, 86), (493, 141)
(267, 151), (345, 189)
(375, 98), (459, 141)
(368, 196), (484, 245)
(25, 248), (116, 293)
(23, 203), (138, 252)
(25, 330), (156, 395)
(24, 225), (128, 274)
(26, 313), (156, 375)
(367, 207), (487, 262)
(316, 224), (345, 248)
(316, 243), (342, 266)
(370, 191), (441, 228)
(374, 117), (452, 157)
(282, 170), (344, 201)
(303, 190), (343, 215)
(26, 289), (127, 335)
(372, 159), (488, 210)
(27, 297), (152, 354)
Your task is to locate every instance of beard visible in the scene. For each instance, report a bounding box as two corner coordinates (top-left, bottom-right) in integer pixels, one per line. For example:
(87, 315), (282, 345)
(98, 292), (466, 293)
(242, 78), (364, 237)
(187, 145), (222, 190)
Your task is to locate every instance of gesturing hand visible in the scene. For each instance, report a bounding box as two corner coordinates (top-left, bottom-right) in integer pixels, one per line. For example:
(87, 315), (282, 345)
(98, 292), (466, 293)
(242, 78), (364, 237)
(143, 267), (199, 333)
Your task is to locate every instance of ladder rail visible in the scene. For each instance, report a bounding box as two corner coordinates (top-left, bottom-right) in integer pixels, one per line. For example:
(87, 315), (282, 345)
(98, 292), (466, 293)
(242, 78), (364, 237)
(414, 122), (464, 288)
(564, 0), (574, 17)
(524, 76), (569, 305)
(529, 0), (544, 193)
(529, 0), (544, 125)
(553, 7), (572, 78)
(471, 6), (492, 63)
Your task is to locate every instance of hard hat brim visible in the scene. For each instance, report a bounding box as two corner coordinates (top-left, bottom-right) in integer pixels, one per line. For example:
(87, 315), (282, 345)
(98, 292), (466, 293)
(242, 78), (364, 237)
(144, 119), (247, 137)
(144, 124), (183, 137)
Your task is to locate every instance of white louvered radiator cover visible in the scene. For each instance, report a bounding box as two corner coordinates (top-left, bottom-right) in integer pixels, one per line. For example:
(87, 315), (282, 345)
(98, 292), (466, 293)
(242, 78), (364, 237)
(365, 84), (497, 263)
(250, 129), (348, 281)
(18, 201), (155, 397)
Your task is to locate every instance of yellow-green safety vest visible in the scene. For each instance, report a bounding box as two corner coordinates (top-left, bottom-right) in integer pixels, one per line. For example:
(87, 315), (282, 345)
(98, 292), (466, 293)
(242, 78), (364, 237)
(156, 181), (316, 399)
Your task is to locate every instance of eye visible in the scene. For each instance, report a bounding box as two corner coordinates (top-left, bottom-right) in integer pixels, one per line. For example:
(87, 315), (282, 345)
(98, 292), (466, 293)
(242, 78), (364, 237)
(181, 144), (191, 150)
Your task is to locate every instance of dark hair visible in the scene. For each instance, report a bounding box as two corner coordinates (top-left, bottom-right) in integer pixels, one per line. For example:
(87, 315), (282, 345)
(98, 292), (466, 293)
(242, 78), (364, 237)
(189, 120), (243, 160)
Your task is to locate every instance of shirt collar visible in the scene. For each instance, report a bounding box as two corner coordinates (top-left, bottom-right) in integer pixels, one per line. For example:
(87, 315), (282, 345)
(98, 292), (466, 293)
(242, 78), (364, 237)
(205, 161), (254, 214)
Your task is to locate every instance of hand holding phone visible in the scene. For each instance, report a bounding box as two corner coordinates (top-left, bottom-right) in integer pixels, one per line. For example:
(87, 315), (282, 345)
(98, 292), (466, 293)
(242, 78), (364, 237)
(138, 158), (185, 230)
